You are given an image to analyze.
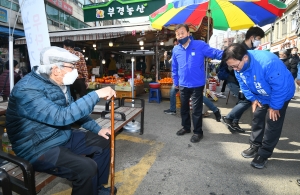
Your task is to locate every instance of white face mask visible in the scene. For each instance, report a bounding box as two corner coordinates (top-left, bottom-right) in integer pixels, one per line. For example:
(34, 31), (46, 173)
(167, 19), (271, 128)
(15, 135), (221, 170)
(111, 55), (115, 58)
(252, 39), (261, 48)
(63, 69), (78, 85)
(291, 51), (297, 55)
(14, 68), (19, 73)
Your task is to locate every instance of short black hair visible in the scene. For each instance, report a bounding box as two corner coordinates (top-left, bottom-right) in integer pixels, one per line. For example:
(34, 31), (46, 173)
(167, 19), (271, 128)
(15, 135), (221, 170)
(175, 24), (189, 32)
(222, 43), (247, 62)
(173, 38), (177, 43)
(245, 27), (265, 40)
(63, 39), (75, 48)
(74, 47), (82, 53)
(5, 60), (18, 70)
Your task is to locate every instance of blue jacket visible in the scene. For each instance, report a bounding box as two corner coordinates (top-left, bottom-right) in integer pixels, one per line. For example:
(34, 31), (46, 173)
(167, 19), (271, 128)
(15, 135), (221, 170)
(171, 38), (223, 88)
(6, 67), (102, 163)
(235, 50), (294, 110)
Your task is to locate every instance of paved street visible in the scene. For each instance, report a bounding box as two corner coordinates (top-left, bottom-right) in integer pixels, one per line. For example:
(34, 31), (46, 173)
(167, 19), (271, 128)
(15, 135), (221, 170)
(39, 87), (300, 195)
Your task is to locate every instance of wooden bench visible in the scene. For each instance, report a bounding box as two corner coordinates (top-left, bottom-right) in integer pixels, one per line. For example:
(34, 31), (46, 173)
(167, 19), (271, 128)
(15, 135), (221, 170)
(0, 97), (145, 194)
(0, 152), (56, 195)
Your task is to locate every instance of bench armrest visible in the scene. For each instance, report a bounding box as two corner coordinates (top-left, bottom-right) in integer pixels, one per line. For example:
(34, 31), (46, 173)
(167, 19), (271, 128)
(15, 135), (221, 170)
(0, 151), (36, 194)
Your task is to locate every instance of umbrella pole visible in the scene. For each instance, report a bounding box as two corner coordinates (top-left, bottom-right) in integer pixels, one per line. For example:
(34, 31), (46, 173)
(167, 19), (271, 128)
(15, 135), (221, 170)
(110, 97), (115, 195)
(204, 9), (212, 97)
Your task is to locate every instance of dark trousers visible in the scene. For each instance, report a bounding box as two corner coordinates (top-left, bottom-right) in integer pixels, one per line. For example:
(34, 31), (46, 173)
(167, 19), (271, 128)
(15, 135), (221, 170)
(179, 86), (204, 134)
(32, 130), (110, 195)
(250, 101), (290, 159)
(70, 78), (87, 101)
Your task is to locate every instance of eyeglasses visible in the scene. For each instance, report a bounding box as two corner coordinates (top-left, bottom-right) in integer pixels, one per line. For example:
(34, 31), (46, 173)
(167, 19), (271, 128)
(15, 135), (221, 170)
(61, 65), (75, 70)
(229, 60), (242, 69)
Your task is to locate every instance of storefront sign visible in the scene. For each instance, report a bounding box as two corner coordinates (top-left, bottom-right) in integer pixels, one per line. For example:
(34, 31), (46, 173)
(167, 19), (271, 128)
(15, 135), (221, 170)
(19, 0), (50, 67)
(83, 0), (165, 22)
(257, 42), (270, 51)
(47, 0), (73, 15)
(0, 8), (7, 23)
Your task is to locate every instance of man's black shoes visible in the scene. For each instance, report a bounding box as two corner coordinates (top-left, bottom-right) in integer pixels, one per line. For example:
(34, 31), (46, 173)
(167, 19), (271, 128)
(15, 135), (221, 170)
(241, 145), (259, 158)
(213, 109), (221, 122)
(190, 134), (203, 143)
(164, 109), (176, 115)
(176, 128), (191, 136)
(99, 186), (117, 195)
(231, 123), (245, 133)
(251, 155), (267, 169)
(221, 116), (245, 133)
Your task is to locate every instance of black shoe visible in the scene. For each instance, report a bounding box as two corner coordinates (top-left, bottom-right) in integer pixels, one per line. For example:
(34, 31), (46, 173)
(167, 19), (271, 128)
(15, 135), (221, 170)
(296, 179), (300, 186)
(251, 155), (267, 169)
(241, 145), (259, 158)
(176, 128), (191, 136)
(164, 109), (176, 115)
(232, 122), (245, 133)
(190, 134), (203, 143)
(98, 186), (117, 195)
(221, 116), (235, 131)
(213, 109), (221, 122)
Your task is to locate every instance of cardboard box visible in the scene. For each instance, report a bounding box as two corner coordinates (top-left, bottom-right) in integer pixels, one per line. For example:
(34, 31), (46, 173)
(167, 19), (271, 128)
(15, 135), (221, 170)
(206, 89), (218, 101)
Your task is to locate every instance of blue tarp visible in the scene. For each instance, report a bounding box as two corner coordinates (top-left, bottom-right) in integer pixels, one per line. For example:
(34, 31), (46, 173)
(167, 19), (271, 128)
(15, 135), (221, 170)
(0, 26), (25, 38)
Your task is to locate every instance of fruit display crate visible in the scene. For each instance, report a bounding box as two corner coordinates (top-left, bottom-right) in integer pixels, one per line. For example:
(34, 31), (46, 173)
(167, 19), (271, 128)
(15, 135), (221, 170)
(116, 91), (136, 102)
(160, 84), (172, 98)
(101, 83), (115, 89)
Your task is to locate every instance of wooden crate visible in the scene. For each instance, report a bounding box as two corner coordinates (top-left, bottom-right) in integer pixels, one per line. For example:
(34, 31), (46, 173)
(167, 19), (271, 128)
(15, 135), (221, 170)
(116, 91), (136, 102)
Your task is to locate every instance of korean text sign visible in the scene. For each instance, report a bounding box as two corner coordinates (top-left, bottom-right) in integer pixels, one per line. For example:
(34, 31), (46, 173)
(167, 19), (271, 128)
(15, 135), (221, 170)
(18, 0), (50, 67)
(83, 0), (165, 22)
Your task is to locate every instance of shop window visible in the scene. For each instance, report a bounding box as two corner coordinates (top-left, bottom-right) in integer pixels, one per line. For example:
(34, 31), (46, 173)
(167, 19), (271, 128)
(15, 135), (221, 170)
(60, 12), (70, 28)
(70, 16), (79, 29)
(282, 19), (287, 36)
(291, 14), (297, 32)
(46, 4), (59, 22)
(0, 0), (20, 11)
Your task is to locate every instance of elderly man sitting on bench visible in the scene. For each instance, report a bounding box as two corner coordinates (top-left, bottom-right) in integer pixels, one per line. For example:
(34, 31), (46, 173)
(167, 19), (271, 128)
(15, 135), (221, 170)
(5, 46), (117, 195)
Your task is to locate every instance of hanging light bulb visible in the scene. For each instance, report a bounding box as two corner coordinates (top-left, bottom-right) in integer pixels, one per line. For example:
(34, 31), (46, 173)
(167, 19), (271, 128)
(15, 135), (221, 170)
(82, 48), (85, 53)
(131, 57), (135, 62)
(94, 47), (97, 50)
(139, 40), (144, 46)
(109, 41), (113, 47)
(85, 57), (88, 61)
(160, 41), (164, 45)
(140, 46), (144, 50)
(93, 43), (96, 48)
(102, 59), (106, 64)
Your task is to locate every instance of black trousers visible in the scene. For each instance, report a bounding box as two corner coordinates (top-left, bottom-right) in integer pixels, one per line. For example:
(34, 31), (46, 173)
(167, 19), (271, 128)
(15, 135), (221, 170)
(250, 101), (290, 159)
(32, 130), (110, 195)
(70, 78), (87, 101)
(179, 86), (204, 134)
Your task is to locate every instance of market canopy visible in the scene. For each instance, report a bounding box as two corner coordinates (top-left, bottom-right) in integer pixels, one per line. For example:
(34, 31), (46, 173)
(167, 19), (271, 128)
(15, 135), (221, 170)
(15, 22), (155, 45)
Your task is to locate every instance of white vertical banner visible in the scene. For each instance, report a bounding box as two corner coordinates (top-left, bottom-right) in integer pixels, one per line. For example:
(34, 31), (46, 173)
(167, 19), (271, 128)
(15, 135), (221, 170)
(18, 0), (50, 67)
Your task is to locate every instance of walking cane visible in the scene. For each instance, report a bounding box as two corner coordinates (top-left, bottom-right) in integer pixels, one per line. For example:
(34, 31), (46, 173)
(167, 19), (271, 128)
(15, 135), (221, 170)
(110, 96), (115, 195)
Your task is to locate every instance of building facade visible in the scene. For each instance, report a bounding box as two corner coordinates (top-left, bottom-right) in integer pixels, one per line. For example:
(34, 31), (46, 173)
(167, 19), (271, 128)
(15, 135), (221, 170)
(260, 0), (300, 53)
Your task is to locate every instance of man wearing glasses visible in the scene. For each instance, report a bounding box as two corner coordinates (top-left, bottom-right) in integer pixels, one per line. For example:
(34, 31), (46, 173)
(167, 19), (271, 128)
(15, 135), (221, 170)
(222, 43), (294, 169)
(221, 27), (265, 133)
(6, 47), (117, 195)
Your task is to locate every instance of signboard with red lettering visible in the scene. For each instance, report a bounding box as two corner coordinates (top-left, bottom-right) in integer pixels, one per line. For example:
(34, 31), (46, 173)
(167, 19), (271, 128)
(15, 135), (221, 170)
(47, 0), (73, 15)
(18, 0), (50, 67)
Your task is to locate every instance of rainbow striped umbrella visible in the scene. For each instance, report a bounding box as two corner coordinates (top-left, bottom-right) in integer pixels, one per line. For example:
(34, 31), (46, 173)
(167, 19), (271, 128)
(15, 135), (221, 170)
(149, 0), (287, 32)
